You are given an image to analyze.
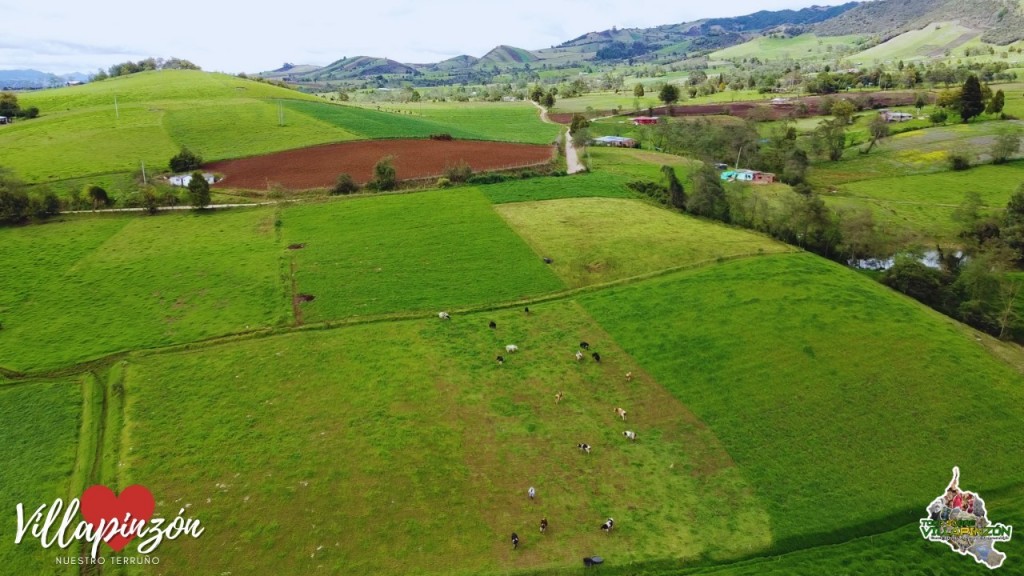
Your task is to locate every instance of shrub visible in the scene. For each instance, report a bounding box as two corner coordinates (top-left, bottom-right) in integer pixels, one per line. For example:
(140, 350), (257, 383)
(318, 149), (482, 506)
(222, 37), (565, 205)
(366, 156), (397, 191)
(443, 160), (473, 183)
(466, 173), (510, 185)
(429, 133), (453, 141)
(947, 149), (972, 171)
(436, 177), (451, 188)
(169, 147), (203, 173)
(331, 173), (359, 195)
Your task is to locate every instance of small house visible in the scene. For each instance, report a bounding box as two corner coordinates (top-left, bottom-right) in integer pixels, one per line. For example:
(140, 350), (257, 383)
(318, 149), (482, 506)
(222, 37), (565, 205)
(632, 116), (659, 126)
(592, 135), (637, 148)
(880, 109), (913, 123)
(721, 169), (775, 184)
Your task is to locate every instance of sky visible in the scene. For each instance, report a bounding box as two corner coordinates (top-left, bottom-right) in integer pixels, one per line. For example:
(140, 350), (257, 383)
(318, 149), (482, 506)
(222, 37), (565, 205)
(1, 0), (842, 75)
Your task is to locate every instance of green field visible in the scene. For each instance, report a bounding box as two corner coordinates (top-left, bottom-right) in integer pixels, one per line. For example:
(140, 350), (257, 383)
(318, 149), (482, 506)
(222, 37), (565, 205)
(851, 22), (980, 63)
(121, 304), (768, 575)
(0, 209), (287, 372)
(280, 189), (565, 322)
(0, 380), (81, 575)
(496, 197), (792, 287)
(477, 171), (636, 204)
(709, 33), (868, 63)
(831, 161), (1024, 241)
(579, 253), (1024, 550)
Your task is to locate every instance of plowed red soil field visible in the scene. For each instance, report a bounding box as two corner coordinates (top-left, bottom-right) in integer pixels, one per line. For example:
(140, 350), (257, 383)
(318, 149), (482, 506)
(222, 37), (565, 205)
(207, 139), (554, 190)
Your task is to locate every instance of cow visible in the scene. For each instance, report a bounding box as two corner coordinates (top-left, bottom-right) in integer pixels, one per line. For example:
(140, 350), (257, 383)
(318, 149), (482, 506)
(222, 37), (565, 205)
(555, 391), (563, 404)
(488, 320), (496, 329)
(625, 371), (633, 382)
(528, 486), (536, 499)
(579, 341), (590, 350)
(505, 344), (519, 354)
(591, 352), (601, 362)
(511, 532), (519, 550)
(543, 257), (553, 264)
(524, 306), (530, 315)
(600, 518), (614, 533)
(574, 350), (584, 362)
(438, 311), (451, 320)
(577, 443), (591, 454)
(623, 430), (637, 442)
(540, 518), (548, 533)
(615, 407), (627, 421)
(496, 355), (505, 365)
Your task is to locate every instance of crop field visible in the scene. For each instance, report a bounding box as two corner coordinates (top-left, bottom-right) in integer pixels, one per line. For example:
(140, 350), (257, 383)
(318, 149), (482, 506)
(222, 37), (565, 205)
(121, 303), (768, 575)
(279, 189), (564, 323)
(0, 379), (82, 575)
(495, 197), (792, 287)
(208, 139), (554, 190)
(0, 209), (287, 372)
(579, 253), (1024, 550)
(831, 161), (1024, 241)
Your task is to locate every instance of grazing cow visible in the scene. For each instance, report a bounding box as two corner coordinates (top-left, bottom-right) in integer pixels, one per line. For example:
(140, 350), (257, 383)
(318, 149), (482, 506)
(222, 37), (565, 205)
(600, 518), (614, 533)
(591, 352), (601, 363)
(488, 320), (496, 329)
(623, 430), (637, 441)
(574, 350), (584, 362)
(625, 371), (633, 382)
(524, 306), (530, 315)
(555, 391), (564, 404)
(505, 344), (519, 354)
(528, 486), (536, 499)
(496, 355), (505, 365)
(579, 341), (590, 350)
(615, 407), (627, 421)
(543, 257), (553, 264)
(577, 443), (591, 454)
(540, 518), (548, 533)
(438, 311), (451, 320)
(511, 532), (519, 550)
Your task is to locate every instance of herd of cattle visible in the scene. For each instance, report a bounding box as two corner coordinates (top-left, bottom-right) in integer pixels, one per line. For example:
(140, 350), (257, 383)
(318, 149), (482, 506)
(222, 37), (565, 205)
(437, 306), (638, 557)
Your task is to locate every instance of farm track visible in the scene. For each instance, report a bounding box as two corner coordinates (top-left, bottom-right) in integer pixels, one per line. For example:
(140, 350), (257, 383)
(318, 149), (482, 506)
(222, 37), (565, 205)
(0, 250), (800, 381)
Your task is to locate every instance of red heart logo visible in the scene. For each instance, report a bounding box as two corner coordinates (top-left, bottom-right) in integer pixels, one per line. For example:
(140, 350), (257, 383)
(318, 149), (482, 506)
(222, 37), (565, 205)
(80, 485), (155, 552)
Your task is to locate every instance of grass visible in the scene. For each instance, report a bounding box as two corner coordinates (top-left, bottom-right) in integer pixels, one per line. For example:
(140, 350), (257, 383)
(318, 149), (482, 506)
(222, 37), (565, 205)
(303, 100), (560, 144)
(120, 302), (769, 575)
(477, 171), (636, 204)
(709, 33), (869, 63)
(495, 197), (791, 287)
(0, 379), (81, 575)
(830, 161), (1024, 241)
(851, 22), (981, 63)
(586, 147), (701, 182)
(279, 189), (565, 322)
(0, 209), (288, 372)
(579, 253), (1024, 550)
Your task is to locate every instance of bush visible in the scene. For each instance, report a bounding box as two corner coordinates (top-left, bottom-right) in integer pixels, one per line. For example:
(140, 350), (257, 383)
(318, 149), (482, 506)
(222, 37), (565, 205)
(929, 109), (949, 125)
(436, 177), (452, 188)
(331, 173), (359, 195)
(443, 160), (473, 183)
(169, 148), (203, 173)
(429, 133), (453, 141)
(466, 173), (510, 185)
(947, 149), (972, 171)
(366, 156), (397, 191)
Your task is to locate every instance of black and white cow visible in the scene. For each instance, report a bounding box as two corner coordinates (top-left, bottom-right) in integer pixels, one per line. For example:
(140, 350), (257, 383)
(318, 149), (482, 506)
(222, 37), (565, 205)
(600, 518), (614, 533)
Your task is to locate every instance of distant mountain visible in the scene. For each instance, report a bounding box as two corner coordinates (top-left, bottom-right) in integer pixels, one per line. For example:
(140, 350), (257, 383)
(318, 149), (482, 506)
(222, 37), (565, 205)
(0, 69), (87, 90)
(478, 45), (538, 65)
(815, 0), (1024, 44)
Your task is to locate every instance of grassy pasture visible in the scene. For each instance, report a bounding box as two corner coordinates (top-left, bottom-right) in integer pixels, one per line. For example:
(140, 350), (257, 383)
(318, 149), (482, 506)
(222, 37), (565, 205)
(587, 147), (701, 182)
(0, 209), (287, 372)
(851, 22), (980, 63)
(495, 197), (792, 287)
(809, 120), (1024, 187)
(478, 171), (636, 204)
(579, 253), (1024, 550)
(121, 302), (769, 575)
(0, 379), (81, 575)
(280, 189), (564, 323)
(830, 161), (1024, 241)
(299, 100), (560, 144)
(709, 33), (868, 62)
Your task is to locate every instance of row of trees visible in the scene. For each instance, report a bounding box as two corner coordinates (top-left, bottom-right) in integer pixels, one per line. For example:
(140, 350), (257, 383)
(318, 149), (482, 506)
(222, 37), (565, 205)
(0, 169), (59, 225)
(0, 92), (40, 119)
(91, 58), (200, 81)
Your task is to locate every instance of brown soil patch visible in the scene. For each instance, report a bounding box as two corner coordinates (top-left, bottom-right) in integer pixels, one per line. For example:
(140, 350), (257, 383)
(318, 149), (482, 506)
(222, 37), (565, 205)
(207, 139), (554, 190)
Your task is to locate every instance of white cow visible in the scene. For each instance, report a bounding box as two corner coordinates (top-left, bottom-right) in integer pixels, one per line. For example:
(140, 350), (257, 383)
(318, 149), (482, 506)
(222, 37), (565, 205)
(505, 344), (519, 353)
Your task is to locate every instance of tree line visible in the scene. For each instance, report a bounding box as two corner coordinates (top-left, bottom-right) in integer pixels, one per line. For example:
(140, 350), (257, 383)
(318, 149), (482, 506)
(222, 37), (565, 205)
(91, 58), (200, 81)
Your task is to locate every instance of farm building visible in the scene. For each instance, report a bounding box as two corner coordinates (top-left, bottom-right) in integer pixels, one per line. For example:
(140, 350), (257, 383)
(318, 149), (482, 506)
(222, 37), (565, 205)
(880, 109), (914, 122)
(0, 116), (9, 125)
(592, 135), (638, 148)
(632, 116), (659, 126)
(721, 169), (776, 184)
(169, 173), (217, 187)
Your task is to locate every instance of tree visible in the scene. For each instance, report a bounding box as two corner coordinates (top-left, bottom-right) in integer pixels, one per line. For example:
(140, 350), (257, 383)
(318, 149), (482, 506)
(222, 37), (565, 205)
(959, 75), (985, 123)
(85, 185), (109, 210)
(367, 156), (397, 191)
(540, 91), (556, 109)
(187, 172), (211, 209)
(915, 93), (927, 112)
(862, 114), (890, 154)
(658, 83), (680, 106)
(661, 165), (686, 209)
(331, 173), (359, 195)
(633, 84), (645, 98)
(686, 165), (729, 221)
(169, 147), (203, 173)
(0, 169), (30, 224)
(991, 129), (1022, 164)
(0, 92), (20, 118)
(529, 85), (544, 103)
(830, 99), (856, 125)
(569, 113), (590, 135)
(1002, 184), (1024, 260)
(814, 118), (847, 161)
(987, 89), (1005, 115)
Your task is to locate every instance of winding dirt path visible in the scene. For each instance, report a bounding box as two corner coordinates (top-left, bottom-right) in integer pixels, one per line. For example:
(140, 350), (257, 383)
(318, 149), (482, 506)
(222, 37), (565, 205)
(532, 101), (585, 174)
